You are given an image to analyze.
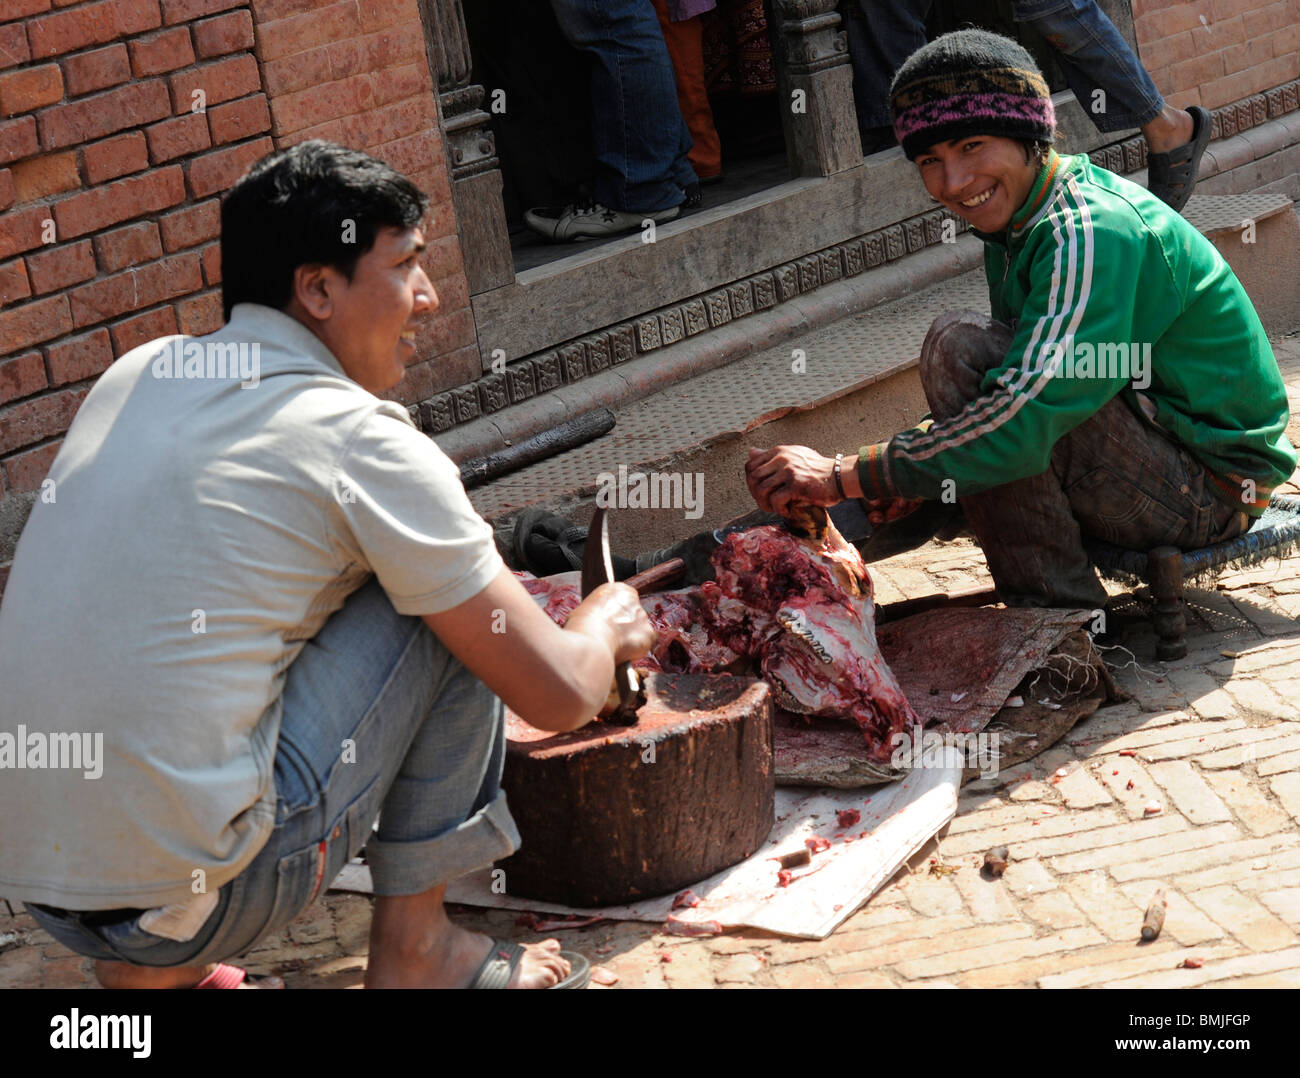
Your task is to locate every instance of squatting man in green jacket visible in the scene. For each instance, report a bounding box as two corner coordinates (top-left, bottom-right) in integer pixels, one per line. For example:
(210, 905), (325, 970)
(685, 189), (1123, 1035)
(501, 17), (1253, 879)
(0, 142), (654, 990)
(748, 30), (1296, 612)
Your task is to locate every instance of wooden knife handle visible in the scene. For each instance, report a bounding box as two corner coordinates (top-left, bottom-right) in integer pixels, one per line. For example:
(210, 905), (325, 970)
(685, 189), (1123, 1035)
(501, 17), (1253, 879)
(624, 557), (687, 594)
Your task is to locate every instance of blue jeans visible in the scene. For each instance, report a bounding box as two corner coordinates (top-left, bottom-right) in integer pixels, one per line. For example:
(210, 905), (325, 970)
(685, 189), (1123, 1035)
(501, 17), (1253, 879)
(841, 0), (1164, 143)
(550, 0), (697, 211)
(840, 0), (932, 135)
(27, 579), (520, 967)
(1012, 0), (1164, 132)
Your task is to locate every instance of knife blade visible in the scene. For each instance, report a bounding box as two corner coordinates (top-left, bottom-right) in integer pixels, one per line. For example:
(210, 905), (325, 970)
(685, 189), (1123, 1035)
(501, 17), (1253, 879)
(580, 507), (643, 725)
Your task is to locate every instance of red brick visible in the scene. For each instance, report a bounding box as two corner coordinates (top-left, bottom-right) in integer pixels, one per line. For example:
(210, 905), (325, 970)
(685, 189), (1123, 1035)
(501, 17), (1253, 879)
(0, 351), (45, 406)
(1244, 1), (1290, 39)
(0, 386), (86, 455)
(0, 115), (39, 165)
(357, 1), (411, 33)
(1223, 37), (1277, 77)
(256, 1), (361, 63)
(144, 112), (210, 163)
(200, 240), (220, 285)
(109, 304), (179, 354)
(1168, 51), (1227, 96)
(45, 328), (112, 385)
(52, 165), (184, 238)
(4, 0), (53, 18)
(326, 29), (422, 81)
(25, 239), (95, 294)
(161, 0), (243, 25)
(69, 251), (201, 325)
(3, 439), (62, 493)
(0, 168), (12, 210)
(1203, 55), (1299, 109)
(260, 46), (331, 97)
(27, 0), (162, 60)
(193, 9), (254, 59)
(186, 135), (271, 198)
(168, 54), (260, 114)
(0, 259), (30, 305)
(158, 198), (219, 251)
(94, 221), (162, 272)
(273, 75), (374, 137)
(0, 65), (64, 118)
(255, 0), (316, 18)
(9, 151), (79, 201)
(1138, 32), (1200, 74)
(60, 44), (131, 97)
(175, 288), (222, 334)
(371, 63), (429, 108)
(82, 131), (148, 185)
(128, 26), (195, 78)
(208, 93), (270, 145)
(0, 292), (70, 352)
(1136, 6), (1207, 42)
(37, 79), (170, 151)
(0, 205), (52, 260)
(0, 25), (32, 74)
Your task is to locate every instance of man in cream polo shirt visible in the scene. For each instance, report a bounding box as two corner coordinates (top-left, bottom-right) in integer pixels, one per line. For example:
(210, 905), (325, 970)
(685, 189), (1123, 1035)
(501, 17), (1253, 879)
(0, 141), (651, 990)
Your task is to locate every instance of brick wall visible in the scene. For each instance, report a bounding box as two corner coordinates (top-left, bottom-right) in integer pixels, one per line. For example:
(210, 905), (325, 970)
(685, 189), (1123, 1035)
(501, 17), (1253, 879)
(1133, 0), (1300, 109)
(248, 0), (477, 406)
(0, 0), (470, 600)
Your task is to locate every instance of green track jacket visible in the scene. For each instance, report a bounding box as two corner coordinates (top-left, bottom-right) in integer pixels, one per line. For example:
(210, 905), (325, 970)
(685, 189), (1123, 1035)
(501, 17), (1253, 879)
(856, 151), (1296, 516)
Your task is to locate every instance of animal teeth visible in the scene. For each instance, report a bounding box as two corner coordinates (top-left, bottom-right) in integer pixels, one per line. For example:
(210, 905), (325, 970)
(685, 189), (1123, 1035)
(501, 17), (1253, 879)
(962, 188), (994, 207)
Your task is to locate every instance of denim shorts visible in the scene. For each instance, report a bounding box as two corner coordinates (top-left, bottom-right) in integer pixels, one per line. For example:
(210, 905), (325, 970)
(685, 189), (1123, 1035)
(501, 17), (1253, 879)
(28, 578), (521, 967)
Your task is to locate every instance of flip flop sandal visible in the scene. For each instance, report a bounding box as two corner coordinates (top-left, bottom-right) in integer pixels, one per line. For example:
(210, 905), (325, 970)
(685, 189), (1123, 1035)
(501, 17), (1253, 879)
(468, 940), (591, 990)
(512, 507), (587, 576)
(1146, 105), (1210, 213)
(194, 962), (285, 989)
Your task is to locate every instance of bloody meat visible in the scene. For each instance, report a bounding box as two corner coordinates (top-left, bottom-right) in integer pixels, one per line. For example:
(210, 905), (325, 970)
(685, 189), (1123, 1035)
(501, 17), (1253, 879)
(519, 518), (918, 764)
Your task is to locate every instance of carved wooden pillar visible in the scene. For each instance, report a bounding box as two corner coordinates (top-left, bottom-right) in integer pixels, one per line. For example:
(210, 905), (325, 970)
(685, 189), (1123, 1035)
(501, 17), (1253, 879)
(419, 0), (514, 295)
(766, 0), (862, 178)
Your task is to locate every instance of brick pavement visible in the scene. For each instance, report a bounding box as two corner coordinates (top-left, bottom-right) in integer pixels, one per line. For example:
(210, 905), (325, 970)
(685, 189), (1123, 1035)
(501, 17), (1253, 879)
(3, 337), (1298, 990)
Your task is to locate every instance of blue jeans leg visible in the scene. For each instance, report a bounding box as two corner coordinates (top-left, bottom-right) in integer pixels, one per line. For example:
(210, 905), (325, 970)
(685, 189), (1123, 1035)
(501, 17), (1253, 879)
(28, 578), (520, 967)
(550, 0), (696, 212)
(1013, 0), (1164, 132)
(840, 0), (933, 136)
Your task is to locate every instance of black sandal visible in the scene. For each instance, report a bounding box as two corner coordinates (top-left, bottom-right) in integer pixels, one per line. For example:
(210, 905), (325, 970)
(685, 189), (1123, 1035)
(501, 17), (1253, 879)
(512, 508), (588, 575)
(1146, 105), (1210, 213)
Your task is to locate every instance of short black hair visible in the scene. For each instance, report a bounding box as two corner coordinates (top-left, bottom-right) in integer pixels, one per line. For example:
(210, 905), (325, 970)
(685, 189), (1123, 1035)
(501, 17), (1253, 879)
(219, 140), (428, 320)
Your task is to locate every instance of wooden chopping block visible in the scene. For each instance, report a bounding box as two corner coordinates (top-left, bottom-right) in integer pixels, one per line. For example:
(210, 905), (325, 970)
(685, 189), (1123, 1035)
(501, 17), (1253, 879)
(498, 672), (774, 908)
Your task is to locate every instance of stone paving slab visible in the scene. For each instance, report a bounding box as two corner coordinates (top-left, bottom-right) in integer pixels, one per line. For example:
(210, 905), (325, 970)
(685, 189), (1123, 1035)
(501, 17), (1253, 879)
(3, 339), (1297, 992)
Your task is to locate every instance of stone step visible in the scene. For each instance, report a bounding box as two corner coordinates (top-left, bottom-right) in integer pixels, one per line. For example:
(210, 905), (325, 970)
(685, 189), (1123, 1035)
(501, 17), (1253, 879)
(1180, 192), (1299, 336)
(471, 192), (1298, 560)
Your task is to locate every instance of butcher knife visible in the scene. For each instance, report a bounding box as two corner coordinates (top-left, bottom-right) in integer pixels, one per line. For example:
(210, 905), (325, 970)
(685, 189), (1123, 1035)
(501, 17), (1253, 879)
(581, 507), (644, 725)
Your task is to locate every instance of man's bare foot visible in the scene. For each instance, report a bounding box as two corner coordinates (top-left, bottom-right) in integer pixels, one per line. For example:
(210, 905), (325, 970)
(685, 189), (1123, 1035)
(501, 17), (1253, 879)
(364, 886), (572, 988)
(1142, 105), (1195, 155)
(94, 959), (284, 989)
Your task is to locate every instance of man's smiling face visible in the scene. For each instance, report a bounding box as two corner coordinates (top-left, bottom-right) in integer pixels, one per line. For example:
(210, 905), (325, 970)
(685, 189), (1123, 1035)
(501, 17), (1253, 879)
(302, 225), (438, 394)
(916, 135), (1041, 233)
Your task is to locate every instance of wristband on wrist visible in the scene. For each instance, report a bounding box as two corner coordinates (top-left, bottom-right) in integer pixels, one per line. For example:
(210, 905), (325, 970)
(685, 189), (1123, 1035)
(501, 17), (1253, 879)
(832, 453), (847, 501)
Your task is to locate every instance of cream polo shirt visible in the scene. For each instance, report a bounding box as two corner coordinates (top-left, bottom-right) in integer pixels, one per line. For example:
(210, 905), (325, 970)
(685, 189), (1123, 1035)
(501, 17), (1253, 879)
(0, 304), (503, 909)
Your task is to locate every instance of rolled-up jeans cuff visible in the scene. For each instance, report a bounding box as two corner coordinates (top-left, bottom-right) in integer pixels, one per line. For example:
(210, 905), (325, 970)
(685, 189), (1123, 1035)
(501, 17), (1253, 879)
(364, 790), (522, 897)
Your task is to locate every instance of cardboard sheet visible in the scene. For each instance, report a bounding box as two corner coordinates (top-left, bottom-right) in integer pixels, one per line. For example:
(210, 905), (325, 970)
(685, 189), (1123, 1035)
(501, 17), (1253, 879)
(332, 750), (960, 940)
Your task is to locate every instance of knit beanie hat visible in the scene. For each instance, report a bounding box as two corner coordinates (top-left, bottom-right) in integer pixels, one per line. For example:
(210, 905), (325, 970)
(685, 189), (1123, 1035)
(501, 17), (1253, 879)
(889, 29), (1055, 161)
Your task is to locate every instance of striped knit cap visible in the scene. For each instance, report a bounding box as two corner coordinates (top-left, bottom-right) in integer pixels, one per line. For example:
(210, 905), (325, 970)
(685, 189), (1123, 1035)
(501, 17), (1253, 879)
(889, 29), (1055, 161)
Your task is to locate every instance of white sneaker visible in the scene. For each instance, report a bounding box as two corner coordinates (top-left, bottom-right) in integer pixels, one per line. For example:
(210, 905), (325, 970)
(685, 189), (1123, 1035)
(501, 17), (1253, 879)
(523, 200), (680, 242)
